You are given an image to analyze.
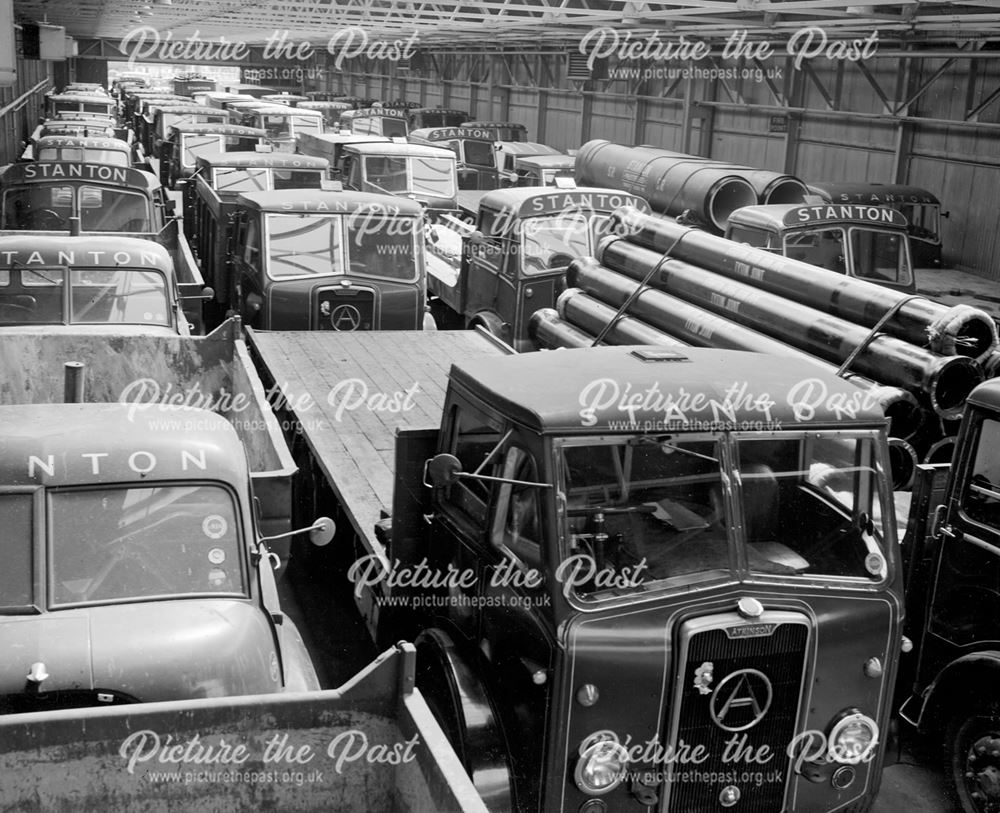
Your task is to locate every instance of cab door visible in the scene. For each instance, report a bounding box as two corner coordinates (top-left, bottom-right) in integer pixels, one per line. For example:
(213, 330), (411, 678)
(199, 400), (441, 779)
(922, 410), (1000, 676)
(232, 213), (267, 327)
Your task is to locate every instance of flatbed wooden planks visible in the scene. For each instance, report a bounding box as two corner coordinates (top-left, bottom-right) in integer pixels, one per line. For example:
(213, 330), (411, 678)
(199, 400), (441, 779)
(247, 329), (507, 558)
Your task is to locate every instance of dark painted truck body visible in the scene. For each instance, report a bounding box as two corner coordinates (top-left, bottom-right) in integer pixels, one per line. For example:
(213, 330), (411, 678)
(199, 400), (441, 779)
(725, 202), (917, 293)
(249, 332), (906, 813)
(807, 182), (944, 268)
(895, 378), (1000, 813)
(424, 186), (650, 351)
(204, 189), (432, 331)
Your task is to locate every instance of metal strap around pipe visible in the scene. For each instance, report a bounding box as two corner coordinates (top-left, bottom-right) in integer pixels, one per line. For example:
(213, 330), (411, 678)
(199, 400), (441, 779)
(835, 294), (929, 379)
(590, 227), (696, 347)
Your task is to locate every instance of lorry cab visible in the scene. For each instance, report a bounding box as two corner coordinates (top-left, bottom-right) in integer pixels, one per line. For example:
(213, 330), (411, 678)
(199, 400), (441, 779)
(200, 91), (255, 110)
(172, 75), (216, 97)
(145, 103), (229, 160)
(897, 378), (1000, 813)
(0, 401), (317, 713)
(0, 235), (187, 334)
(0, 162), (165, 235)
(426, 187), (650, 351)
(495, 142), (564, 187)
(45, 93), (116, 120)
(402, 346), (903, 813)
(725, 203), (916, 292)
(160, 123), (269, 189)
(338, 141), (458, 213)
(296, 131), (391, 179)
(227, 189), (429, 330)
(260, 93), (309, 107)
(807, 182), (945, 268)
(409, 126), (506, 190)
(462, 120), (528, 142)
(225, 83), (278, 99)
(408, 107), (469, 130)
(297, 100), (354, 130)
(30, 135), (132, 168)
(337, 106), (409, 138)
(0, 161), (207, 331)
(230, 104), (324, 153)
(514, 154), (577, 187)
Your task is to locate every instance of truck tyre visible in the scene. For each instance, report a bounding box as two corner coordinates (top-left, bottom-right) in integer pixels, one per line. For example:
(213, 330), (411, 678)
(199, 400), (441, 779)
(415, 630), (514, 813)
(468, 312), (504, 337)
(944, 703), (1000, 813)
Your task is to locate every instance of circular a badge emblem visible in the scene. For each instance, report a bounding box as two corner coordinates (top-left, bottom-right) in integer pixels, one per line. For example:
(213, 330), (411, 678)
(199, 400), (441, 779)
(208, 547), (226, 565)
(203, 515), (228, 540)
(269, 652), (280, 683)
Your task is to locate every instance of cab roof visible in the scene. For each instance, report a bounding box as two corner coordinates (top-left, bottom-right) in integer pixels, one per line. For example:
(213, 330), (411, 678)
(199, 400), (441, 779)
(967, 378), (1000, 412)
(0, 161), (158, 191)
(728, 203), (910, 232)
(154, 103), (226, 115)
(449, 347), (887, 434)
(196, 152), (329, 170)
(497, 142), (562, 156)
(47, 93), (116, 105)
(167, 123), (267, 137)
(807, 182), (940, 206)
(477, 187), (651, 219)
(515, 154), (577, 169)
(236, 189), (423, 216)
(34, 135), (130, 152)
(0, 403), (248, 488)
(343, 141), (456, 159)
(0, 234), (174, 274)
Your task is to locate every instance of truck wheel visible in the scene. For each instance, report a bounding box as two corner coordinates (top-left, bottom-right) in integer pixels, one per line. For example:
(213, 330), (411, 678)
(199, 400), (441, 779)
(945, 705), (1000, 813)
(415, 630), (514, 813)
(468, 312), (503, 337)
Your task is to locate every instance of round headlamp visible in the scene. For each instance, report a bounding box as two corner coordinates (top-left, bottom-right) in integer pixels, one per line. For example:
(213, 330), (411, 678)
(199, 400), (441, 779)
(828, 712), (878, 765)
(574, 732), (629, 795)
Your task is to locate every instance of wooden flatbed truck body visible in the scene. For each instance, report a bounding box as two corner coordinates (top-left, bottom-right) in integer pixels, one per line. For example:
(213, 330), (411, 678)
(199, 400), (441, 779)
(247, 329), (508, 634)
(249, 336), (906, 813)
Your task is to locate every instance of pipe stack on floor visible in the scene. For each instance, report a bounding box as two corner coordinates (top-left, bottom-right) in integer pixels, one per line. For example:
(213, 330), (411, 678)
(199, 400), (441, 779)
(528, 207), (998, 478)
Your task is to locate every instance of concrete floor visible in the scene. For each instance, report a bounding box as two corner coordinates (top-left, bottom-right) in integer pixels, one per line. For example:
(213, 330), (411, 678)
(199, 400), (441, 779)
(917, 265), (1000, 320)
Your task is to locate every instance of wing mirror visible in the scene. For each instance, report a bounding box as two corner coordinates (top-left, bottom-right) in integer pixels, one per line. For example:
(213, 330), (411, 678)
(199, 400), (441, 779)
(425, 453), (463, 487)
(259, 517), (336, 549)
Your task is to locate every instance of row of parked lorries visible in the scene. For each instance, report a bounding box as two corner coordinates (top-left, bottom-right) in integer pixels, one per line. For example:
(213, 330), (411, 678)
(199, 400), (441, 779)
(0, 78), (997, 813)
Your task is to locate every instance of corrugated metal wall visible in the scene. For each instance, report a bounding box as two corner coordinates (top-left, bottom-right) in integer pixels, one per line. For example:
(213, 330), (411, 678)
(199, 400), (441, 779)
(328, 52), (1000, 278)
(0, 42), (52, 166)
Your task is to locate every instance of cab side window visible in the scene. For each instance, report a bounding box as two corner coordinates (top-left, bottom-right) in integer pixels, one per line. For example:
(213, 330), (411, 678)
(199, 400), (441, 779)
(443, 403), (502, 528)
(728, 225), (772, 249)
(491, 447), (542, 568)
(242, 216), (261, 266)
(963, 417), (1000, 529)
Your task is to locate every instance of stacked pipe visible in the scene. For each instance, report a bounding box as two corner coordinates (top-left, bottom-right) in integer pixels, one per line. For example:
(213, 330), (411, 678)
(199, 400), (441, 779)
(561, 257), (922, 439)
(608, 207), (998, 362)
(535, 210), (997, 481)
(574, 140), (807, 232)
(595, 235), (983, 420)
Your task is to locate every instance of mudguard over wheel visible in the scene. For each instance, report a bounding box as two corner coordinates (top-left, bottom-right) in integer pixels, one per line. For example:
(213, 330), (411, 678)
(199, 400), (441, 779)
(415, 629), (514, 813)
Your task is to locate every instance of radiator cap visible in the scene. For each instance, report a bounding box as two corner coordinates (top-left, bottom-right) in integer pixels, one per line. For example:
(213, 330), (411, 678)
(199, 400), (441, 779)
(737, 597), (764, 619)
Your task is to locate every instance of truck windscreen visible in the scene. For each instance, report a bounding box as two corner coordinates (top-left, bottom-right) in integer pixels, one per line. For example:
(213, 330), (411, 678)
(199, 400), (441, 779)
(49, 484), (245, 605)
(363, 156), (456, 198)
(0, 267), (171, 326)
(558, 431), (888, 599)
(848, 227), (912, 287)
(36, 148), (129, 168)
(1, 185), (152, 233)
(519, 212), (610, 272)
